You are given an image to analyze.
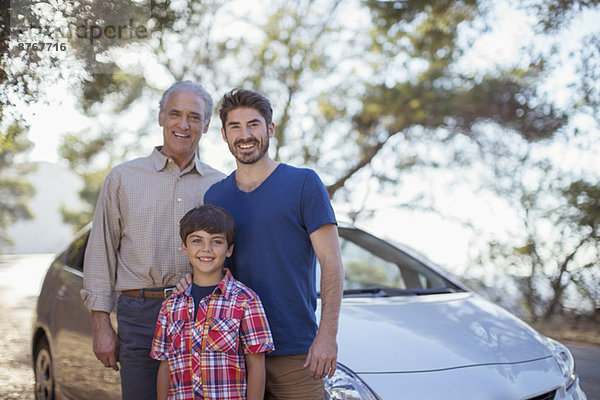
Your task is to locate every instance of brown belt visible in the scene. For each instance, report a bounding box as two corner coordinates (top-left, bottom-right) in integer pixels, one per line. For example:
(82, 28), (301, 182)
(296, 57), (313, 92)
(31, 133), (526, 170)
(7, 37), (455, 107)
(120, 287), (175, 299)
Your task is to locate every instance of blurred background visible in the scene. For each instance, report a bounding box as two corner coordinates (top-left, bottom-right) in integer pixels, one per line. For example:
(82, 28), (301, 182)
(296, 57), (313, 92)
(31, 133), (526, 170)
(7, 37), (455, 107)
(1, 0), (599, 336)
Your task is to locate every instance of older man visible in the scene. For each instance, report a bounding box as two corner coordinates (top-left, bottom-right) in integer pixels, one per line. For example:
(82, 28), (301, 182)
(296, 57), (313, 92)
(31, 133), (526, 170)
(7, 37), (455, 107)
(81, 81), (224, 400)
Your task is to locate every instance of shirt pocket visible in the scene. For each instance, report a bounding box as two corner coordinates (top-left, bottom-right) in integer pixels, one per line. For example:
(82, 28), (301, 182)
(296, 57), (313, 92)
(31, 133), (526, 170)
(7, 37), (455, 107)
(167, 320), (187, 355)
(206, 317), (240, 355)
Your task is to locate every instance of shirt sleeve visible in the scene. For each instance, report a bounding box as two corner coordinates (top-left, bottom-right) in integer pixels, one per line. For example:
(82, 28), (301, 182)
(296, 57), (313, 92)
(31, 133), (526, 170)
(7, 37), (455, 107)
(80, 170), (122, 313)
(300, 170), (337, 235)
(150, 300), (171, 361)
(240, 296), (275, 354)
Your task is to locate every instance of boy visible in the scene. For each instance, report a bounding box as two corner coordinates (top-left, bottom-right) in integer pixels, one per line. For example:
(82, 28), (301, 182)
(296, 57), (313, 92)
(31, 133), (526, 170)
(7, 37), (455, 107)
(150, 205), (274, 400)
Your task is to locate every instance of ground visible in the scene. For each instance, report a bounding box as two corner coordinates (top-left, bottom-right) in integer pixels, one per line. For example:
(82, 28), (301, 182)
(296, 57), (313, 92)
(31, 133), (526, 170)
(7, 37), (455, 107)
(0, 300), (36, 399)
(531, 312), (600, 349)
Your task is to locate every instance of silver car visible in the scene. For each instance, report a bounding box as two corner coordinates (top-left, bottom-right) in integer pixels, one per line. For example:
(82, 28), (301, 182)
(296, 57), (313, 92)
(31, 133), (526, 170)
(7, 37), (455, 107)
(32, 223), (587, 399)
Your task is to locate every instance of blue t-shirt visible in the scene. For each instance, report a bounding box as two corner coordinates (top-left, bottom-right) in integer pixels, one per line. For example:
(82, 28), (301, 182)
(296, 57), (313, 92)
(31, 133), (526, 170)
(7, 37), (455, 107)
(204, 163), (336, 355)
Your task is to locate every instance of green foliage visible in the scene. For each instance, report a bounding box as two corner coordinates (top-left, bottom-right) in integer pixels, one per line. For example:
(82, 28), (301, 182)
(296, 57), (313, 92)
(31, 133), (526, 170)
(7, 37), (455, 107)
(576, 33), (600, 122)
(345, 261), (391, 288)
(58, 132), (119, 232)
(530, 0), (600, 32)
(561, 180), (600, 236)
(478, 141), (600, 320)
(0, 122), (35, 251)
(79, 66), (147, 115)
(366, 0), (479, 63)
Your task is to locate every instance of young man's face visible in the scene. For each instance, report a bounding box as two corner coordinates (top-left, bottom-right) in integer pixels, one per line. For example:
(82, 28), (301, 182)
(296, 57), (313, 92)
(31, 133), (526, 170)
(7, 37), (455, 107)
(158, 89), (209, 165)
(182, 230), (233, 285)
(221, 107), (274, 165)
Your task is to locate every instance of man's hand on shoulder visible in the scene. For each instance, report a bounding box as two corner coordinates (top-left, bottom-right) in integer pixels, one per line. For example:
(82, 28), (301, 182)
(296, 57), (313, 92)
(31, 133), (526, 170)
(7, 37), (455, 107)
(174, 272), (193, 294)
(303, 332), (338, 379)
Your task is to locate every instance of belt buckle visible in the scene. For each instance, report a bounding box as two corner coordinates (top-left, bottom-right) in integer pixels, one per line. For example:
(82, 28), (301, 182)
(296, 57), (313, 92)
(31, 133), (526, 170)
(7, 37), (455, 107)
(163, 287), (174, 298)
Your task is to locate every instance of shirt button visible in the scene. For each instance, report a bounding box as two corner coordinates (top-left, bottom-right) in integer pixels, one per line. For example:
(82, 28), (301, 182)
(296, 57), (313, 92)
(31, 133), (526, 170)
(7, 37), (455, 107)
(194, 352), (199, 357)
(177, 198), (182, 202)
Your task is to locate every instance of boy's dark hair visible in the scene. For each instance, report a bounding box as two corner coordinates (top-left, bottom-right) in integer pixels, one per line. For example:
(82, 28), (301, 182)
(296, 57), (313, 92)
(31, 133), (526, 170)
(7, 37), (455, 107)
(179, 205), (236, 246)
(219, 88), (273, 128)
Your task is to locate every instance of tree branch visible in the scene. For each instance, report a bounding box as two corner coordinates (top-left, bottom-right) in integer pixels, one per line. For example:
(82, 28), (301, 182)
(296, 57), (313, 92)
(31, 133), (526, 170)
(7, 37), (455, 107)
(326, 136), (390, 198)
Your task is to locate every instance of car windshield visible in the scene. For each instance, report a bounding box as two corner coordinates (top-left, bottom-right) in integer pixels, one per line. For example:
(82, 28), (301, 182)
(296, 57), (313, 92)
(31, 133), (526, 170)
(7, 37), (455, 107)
(319, 227), (463, 297)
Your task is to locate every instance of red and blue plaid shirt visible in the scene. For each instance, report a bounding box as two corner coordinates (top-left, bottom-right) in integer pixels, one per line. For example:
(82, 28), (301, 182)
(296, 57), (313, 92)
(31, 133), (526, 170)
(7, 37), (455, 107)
(150, 269), (274, 399)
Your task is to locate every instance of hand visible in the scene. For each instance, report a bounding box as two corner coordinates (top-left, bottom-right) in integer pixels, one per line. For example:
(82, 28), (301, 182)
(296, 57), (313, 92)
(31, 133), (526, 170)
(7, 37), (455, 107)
(303, 333), (338, 379)
(91, 311), (120, 371)
(174, 272), (193, 295)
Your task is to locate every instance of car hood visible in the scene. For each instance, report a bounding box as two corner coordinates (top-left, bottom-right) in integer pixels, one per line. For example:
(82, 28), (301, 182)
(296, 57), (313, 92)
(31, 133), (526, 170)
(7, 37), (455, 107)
(336, 292), (551, 373)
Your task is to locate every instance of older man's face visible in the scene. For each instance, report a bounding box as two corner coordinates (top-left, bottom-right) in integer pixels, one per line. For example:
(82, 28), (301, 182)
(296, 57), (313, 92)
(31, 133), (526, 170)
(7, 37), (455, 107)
(158, 89), (209, 167)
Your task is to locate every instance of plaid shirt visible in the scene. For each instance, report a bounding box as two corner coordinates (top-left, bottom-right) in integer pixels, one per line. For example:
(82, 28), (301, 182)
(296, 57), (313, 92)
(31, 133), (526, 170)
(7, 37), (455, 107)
(151, 269), (274, 399)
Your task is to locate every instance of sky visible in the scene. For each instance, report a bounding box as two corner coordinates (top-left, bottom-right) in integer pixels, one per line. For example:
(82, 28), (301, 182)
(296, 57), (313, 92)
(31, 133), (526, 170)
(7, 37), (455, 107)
(8, 1), (600, 270)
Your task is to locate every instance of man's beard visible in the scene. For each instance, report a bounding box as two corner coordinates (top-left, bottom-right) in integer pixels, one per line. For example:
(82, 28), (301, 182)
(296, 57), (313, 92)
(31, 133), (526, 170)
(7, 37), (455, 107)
(229, 138), (270, 165)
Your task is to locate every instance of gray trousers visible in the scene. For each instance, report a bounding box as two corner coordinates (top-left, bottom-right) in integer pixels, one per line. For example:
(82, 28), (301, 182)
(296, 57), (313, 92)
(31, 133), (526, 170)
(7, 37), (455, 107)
(117, 295), (163, 400)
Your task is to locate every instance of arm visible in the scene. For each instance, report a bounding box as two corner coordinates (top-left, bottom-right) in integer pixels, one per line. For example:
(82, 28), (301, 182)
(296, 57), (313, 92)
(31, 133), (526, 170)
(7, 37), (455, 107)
(151, 302), (172, 400)
(82, 172), (122, 313)
(245, 352), (266, 400)
(157, 360), (170, 400)
(304, 223), (344, 379)
(82, 172), (122, 368)
(90, 311), (119, 371)
(239, 292), (273, 398)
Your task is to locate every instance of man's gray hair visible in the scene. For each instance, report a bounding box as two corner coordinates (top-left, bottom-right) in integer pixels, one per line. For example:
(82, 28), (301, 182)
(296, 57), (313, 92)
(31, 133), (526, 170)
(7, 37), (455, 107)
(159, 81), (213, 123)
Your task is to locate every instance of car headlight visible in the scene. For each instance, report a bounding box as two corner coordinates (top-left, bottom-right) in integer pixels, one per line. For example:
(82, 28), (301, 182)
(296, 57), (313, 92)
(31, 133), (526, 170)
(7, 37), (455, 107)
(324, 363), (381, 400)
(546, 337), (577, 389)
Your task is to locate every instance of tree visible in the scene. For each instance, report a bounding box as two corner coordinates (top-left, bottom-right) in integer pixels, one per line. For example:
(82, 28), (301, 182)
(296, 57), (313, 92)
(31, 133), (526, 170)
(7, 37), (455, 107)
(550, 180), (600, 317)
(465, 0), (600, 319)
(59, 0), (570, 219)
(1, 0), (39, 250)
(529, 0), (600, 32)
(58, 132), (117, 231)
(0, 121), (35, 252)
(576, 33), (600, 124)
(481, 149), (600, 320)
(0, 0), (148, 239)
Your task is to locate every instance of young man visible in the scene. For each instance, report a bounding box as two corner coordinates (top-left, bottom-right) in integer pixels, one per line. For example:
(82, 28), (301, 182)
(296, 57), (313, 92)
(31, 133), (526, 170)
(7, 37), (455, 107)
(203, 88), (345, 399)
(151, 205), (274, 400)
(81, 81), (225, 399)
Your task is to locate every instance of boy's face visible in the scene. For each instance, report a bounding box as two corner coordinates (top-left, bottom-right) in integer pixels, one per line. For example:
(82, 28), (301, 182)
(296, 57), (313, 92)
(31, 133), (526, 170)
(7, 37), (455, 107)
(182, 230), (233, 285)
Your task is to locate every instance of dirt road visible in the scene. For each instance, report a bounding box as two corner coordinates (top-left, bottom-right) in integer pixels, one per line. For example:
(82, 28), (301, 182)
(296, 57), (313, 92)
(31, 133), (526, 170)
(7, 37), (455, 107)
(0, 254), (51, 400)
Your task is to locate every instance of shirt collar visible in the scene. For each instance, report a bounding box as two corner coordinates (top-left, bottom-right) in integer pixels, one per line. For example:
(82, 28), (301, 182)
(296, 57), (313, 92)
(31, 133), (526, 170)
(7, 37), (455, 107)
(151, 146), (208, 175)
(183, 268), (234, 300)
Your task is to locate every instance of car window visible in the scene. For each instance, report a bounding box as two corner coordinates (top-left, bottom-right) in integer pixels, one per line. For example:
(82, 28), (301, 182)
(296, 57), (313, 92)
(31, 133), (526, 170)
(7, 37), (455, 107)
(64, 231), (90, 272)
(341, 237), (404, 289)
(330, 227), (461, 295)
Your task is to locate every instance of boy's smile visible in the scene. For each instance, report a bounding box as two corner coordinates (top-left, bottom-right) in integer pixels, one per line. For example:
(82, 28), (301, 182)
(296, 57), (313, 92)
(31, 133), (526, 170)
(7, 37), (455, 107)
(182, 230), (233, 286)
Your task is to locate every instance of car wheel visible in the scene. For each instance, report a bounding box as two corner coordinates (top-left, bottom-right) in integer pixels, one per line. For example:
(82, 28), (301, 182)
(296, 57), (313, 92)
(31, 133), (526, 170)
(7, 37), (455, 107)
(34, 338), (54, 400)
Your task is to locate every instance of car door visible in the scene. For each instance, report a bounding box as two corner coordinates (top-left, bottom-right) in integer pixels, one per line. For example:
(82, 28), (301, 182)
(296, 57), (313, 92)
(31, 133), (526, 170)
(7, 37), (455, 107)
(52, 230), (121, 399)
